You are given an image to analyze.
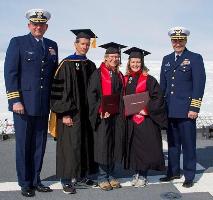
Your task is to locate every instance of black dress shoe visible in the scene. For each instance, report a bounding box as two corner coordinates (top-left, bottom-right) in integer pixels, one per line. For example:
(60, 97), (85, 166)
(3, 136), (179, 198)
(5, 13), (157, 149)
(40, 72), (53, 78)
(35, 184), (53, 192)
(182, 180), (194, 188)
(21, 187), (35, 197)
(159, 175), (181, 182)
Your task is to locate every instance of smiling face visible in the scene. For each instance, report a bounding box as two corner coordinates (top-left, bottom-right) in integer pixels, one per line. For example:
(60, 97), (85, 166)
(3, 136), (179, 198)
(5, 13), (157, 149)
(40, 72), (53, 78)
(28, 22), (48, 39)
(171, 38), (187, 54)
(74, 38), (90, 56)
(129, 58), (142, 73)
(105, 53), (120, 69)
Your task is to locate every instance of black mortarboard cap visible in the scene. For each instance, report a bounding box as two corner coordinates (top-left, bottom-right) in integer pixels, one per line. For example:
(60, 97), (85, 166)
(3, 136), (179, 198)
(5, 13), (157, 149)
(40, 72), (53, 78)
(99, 42), (127, 54)
(123, 47), (151, 59)
(70, 29), (97, 39)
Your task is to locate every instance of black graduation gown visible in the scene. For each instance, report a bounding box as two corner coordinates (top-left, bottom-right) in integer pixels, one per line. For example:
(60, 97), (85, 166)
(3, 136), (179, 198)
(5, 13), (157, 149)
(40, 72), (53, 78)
(87, 69), (125, 166)
(125, 75), (167, 171)
(50, 59), (97, 179)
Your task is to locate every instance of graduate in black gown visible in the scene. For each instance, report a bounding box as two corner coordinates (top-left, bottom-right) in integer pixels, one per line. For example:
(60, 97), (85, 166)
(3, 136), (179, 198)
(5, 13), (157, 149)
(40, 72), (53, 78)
(87, 42), (127, 191)
(50, 29), (98, 194)
(123, 47), (168, 187)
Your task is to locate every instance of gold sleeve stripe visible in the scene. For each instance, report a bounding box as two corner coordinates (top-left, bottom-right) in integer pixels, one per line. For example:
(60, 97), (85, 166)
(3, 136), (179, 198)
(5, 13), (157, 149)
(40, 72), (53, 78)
(7, 91), (19, 95)
(191, 101), (201, 104)
(191, 100), (202, 104)
(8, 97), (20, 100)
(7, 94), (20, 98)
(8, 95), (20, 100)
(7, 93), (20, 97)
(190, 104), (201, 108)
(191, 101), (202, 105)
(7, 94), (20, 97)
(7, 91), (20, 98)
(191, 101), (201, 103)
(191, 98), (202, 102)
(190, 102), (201, 107)
(190, 103), (201, 107)
(7, 92), (20, 96)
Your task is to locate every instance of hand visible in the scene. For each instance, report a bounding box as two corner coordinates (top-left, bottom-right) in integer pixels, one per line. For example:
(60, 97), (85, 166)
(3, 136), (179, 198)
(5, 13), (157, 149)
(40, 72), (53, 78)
(188, 111), (198, 119)
(62, 116), (73, 126)
(139, 109), (148, 116)
(13, 102), (24, 114)
(135, 114), (144, 118)
(100, 112), (110, 119)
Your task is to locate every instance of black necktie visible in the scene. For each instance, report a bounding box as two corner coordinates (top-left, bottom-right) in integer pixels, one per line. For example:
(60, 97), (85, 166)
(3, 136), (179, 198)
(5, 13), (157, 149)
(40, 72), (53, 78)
(175, 55), (180, 62)
(38, 39), (44, 55)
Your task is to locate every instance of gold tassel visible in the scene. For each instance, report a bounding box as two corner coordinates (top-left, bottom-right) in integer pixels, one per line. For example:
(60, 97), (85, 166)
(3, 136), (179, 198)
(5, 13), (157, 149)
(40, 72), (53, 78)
(48, 111), (58, 138)
(91, 37), (97, 48)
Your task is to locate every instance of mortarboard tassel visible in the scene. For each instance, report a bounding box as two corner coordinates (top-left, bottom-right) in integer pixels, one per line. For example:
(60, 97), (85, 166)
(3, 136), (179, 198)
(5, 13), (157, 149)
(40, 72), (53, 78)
(91, 37), (97, 48)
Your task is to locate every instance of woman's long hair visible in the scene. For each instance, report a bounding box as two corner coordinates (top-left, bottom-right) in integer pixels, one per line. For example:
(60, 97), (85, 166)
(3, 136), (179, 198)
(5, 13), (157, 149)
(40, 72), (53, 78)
(125, 57), (149, 76)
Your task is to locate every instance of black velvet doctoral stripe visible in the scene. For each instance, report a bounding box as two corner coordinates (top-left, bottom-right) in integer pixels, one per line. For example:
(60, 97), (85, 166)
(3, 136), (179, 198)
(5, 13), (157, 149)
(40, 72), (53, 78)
(51, 94), (63, 100)
(51, 86), (64, 92)
(52, 79), (64, 84)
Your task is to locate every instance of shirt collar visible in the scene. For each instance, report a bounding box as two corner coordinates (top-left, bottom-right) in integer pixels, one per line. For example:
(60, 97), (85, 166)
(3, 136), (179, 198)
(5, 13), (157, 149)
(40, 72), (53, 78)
(35, 37), (44, 42)
(175, 52), (182, 57)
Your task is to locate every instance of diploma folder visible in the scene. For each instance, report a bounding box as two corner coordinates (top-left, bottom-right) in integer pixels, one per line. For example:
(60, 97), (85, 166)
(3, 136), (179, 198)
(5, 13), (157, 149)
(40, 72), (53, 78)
(123, 91), (150, 116)
(101, 94), (120, 114)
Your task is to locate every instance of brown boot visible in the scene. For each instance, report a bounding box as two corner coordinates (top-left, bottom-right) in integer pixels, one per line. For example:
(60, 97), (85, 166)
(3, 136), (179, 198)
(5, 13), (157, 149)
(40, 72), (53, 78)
(109, 179), (121, 189)
(98, 181), (113, 191)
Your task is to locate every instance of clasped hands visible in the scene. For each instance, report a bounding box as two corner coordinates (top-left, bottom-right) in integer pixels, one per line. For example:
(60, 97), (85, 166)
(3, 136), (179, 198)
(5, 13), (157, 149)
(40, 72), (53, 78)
(135, 109), (148, 118)
(62, 115), (74, 126)
(100, 112), (110, 119)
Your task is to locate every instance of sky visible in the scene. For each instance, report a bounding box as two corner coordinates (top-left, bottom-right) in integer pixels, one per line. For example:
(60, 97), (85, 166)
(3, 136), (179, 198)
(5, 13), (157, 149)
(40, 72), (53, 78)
(0, 0), (213, 62)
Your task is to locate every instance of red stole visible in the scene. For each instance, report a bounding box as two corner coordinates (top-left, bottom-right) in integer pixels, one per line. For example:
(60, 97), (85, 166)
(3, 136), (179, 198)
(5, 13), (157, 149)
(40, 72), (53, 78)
(99, 62), (124, 113)
(125, 73), (148, 124)
(101, 62), (112, 96)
